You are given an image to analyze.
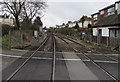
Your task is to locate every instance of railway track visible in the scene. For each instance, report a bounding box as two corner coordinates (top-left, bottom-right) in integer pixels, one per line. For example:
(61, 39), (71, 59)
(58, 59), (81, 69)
(3, 34), (57, 82)
(55, 35), (119, 82)
(62, 35), (119, 62)
(2, 34), (119, 81)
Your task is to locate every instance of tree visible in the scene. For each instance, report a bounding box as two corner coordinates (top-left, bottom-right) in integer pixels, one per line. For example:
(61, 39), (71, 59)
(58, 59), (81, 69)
(1, 0), (26, 30)
(21, 1), (46, 21)
(1, 0), (47, 30)
(32, 16), (43, 30)
(81, 16), (85, 28)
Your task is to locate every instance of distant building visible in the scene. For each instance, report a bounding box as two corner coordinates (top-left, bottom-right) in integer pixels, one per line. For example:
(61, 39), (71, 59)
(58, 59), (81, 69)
(0, 13), (15, 26)
(91, 1), (120, 38)
(56, 16), (91, 29)
(68, 21), (77, 28)
(78, 16), (91, 28)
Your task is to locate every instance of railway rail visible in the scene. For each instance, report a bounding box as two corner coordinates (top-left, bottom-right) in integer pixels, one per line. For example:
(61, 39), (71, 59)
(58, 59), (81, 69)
(55, 35), (119, 82)
(62, 35), (119, 62)
(3, 34), (57, 82)
(2, 34), (119, 81)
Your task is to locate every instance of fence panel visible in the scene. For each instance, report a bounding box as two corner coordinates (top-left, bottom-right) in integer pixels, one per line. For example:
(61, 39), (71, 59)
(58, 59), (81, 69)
(109, 37), (119, 48)
(101, 36), (108, 45)
(83, 35), (120, 51)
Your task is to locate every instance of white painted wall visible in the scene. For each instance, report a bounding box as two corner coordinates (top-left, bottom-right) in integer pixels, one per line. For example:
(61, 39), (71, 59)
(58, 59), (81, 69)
(93, 28), (98, 36)
(102, 27), (109, 37)
(0, 17), (14, 26)
(118, 3), (120, 14)
(116, 2), (120, 14)
(78, 22), (82, 28)
(78, 20), (90, 28)
(68, 22), (76, 28)
(93, 27), (110, 37)
(84, 20), (90, 28)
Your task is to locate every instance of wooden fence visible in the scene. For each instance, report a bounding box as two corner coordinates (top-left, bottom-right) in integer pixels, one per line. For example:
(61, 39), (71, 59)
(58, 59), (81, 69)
(83, 34), (120, 51)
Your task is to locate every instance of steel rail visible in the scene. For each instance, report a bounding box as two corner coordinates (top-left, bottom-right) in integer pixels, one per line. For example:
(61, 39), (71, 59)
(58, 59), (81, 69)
(5, 34), (49, 82)
(50, 35), (56, 82)
(57, 36), (119, 82)
(58, 35), (119, 62)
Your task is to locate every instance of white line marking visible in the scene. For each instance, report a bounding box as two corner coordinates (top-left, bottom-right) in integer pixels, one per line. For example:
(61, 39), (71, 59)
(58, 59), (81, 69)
(11, 49), (28, 52)
(32, 57), (52, 60)
(0, 54), (118, 63)
(57, 58), (81, 61)
(0, 54), (22, 58)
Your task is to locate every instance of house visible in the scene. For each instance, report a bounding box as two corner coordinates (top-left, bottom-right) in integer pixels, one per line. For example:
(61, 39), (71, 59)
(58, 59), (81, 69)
(92, 1), (120, 38)
(0, 13), (15, 26)
(68, 21), (77, 28)
(78, 16), (91, 28)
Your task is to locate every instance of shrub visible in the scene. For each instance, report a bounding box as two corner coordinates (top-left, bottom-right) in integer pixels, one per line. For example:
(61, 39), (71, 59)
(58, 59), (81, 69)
(2, 24), (13, 36)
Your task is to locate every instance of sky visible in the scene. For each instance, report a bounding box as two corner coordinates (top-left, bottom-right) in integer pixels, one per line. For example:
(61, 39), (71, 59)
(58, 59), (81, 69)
(0, 0), (118, 28)
(41, 0), (118, 28)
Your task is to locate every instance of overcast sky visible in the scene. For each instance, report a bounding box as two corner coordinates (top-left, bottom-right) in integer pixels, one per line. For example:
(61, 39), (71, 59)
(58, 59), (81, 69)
(41, 0), (118, 28)
(0, 0), (118, 28)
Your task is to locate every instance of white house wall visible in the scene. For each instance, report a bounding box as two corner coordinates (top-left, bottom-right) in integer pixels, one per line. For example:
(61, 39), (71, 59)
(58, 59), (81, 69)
(78, 20), (90, 28)
(116, 2), (120, 14)
(84, 21), (89, 28)
(93, 27), (110, 37)
(93, 28), (98, 36)
(78, 22), (82, 28)
(93, 26), (120, 37)
(0, 17), (14, 26)
(102, 27), (109, 37)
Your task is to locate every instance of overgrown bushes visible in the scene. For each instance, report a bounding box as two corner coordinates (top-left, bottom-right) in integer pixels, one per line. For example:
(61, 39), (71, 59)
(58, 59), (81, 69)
(2, 24), (13, 36)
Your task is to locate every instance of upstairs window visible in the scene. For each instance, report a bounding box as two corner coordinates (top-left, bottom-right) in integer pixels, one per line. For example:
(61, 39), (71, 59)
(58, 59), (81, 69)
(108, 7), (115, 15)
(117, 3), (120, 14)
(100, 10), (104, 15)
(94, 15), (98, 20)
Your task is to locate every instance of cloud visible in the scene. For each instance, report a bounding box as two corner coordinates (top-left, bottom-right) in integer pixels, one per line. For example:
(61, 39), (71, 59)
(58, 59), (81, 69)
(42, 1), (118, 27)
(47, 0), (117, 2)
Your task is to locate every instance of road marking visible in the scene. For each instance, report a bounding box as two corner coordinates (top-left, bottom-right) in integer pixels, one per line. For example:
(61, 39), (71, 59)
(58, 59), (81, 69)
(57, 58), (81, 61)
(11, 49), (28, 52)
(0, 54), (118, 63)
(0, 54), (22, 58)
(32, 57), (52, 60)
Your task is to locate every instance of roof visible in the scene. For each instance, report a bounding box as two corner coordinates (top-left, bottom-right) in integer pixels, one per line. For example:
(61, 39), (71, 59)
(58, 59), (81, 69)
(115, 1), (120, 3)
(92, 14), (120, 28)
(100, 4), (115, 11)
(91, 3), (115, 16)
(79, 16), (91, 22)
(91, 12), (99, 16)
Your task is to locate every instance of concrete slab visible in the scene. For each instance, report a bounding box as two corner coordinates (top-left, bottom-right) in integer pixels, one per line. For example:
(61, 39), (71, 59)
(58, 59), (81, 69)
(62, 52), (99, 80)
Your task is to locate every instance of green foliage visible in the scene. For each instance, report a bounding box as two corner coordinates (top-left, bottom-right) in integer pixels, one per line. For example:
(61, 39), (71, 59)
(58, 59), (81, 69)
(21, 17), (32, 30)
(2, 24), (13, 36)
(48, 27), (79, 36)
(32, 16), (43, 31)
(84, 28), (93, 35)
(2, 35), (10, 49)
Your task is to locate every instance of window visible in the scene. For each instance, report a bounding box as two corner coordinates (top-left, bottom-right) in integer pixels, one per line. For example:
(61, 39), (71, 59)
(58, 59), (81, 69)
(94, 21), (97, 25)
(110, 29), (116, 37)
(94, 15), (98, 20)
(116, 29), (120, 37)
(100, 10), (104, 15)
(108, 7), (115, 15)
(110, 28), (120, 37)
(117, 3), (120, 14)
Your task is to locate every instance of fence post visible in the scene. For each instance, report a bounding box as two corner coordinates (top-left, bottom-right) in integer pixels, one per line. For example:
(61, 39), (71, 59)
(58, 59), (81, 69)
(119, 41), (120, 51)
(107, 37), (109, 47)
(9, 30), (11, 49)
